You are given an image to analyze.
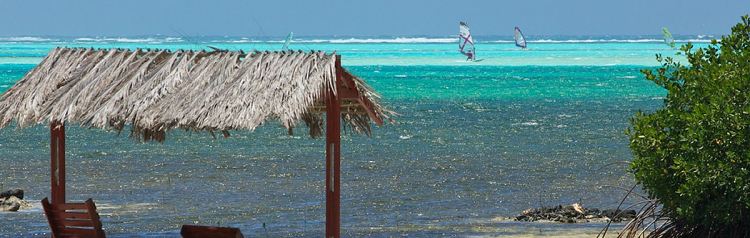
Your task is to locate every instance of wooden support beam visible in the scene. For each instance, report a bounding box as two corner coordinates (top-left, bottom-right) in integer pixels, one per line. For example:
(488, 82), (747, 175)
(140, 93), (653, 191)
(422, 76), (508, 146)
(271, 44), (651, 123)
(334, 63), (384, 126)
(338, 88), (359, 99)
(325, 56), (343, 238)
(50, 121), (66, 204)
(337, 69), (357, 90)
(318, 88), (359, 100)
(356, 98), (383, 126)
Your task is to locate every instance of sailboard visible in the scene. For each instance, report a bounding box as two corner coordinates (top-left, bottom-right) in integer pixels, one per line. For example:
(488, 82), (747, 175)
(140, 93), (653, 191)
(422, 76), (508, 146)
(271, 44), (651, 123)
(514, 27), (527, 49)
(282, 32), (293, 51)
(662, 28), (675, 47)
(459, 22), (476, 61)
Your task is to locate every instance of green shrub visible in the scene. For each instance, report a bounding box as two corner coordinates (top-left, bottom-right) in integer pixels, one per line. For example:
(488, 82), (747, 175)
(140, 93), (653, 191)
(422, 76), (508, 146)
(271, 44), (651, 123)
(628, 14), (750, 230)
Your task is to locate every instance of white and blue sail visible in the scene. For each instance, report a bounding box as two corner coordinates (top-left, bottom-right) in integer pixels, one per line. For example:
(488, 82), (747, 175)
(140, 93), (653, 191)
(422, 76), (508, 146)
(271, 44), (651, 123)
(459, 22), (476, 61)
(662, 28), (675, 47)
(282, 32), (293, 51)
(514, 27), (527, 49)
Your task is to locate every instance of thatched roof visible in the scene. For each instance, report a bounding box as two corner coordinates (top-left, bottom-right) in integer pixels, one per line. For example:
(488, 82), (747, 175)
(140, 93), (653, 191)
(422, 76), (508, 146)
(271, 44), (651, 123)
(0, 47), (393, 141)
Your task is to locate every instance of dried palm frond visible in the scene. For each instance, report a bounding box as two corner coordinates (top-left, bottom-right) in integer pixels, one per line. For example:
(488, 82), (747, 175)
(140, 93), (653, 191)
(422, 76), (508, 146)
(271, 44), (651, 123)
(0, 47), (394, 141)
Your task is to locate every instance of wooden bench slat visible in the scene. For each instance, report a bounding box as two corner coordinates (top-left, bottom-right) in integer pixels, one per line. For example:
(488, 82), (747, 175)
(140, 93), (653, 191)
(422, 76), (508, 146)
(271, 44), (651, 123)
(51, 219), (94, 227)
(52, 203), (88, 210)
(58, 227), (97, 235)
(51, 211), (93, 220)
(181, 225), (244, 238)
(42, 197), (106, 238)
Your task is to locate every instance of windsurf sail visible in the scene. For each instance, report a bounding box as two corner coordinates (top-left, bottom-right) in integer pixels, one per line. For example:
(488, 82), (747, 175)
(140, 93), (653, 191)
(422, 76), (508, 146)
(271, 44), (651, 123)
(459, 22), (476, 61)
(514, 27), (527, 49)
(662, 28), (675, 47)
(282, 32), (293, 51)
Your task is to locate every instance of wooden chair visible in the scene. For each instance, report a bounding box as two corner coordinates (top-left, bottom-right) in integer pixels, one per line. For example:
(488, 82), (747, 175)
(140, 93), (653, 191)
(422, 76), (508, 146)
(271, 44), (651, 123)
(41, 197), (106, 238)
(180, 225), (244, 238)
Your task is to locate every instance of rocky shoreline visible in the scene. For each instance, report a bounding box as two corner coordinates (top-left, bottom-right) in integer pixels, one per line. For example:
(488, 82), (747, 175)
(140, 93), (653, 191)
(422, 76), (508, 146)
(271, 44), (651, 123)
(0, 189), (33, 212)
(514, 204), (636, 223)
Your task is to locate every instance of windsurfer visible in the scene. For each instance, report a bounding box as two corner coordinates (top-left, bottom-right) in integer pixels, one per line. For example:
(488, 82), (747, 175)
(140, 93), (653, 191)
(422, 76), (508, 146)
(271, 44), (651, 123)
(459, 22), (477, 61)
(465, 52), (475, 61)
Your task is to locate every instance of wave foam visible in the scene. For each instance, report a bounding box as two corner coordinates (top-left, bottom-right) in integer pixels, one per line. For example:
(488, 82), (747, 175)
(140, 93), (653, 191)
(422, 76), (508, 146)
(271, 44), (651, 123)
(328, 37), (456, 44)
(73, 37), (184, 44)
(0, 37), (56, 42)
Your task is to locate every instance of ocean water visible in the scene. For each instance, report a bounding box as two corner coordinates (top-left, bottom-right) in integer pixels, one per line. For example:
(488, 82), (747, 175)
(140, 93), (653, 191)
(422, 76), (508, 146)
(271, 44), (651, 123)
(0, 35), (710, 237)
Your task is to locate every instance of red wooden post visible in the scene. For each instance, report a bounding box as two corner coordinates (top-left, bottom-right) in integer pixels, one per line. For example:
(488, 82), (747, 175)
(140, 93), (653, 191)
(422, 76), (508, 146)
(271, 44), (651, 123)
(325, 56), (342, 238)
(50, 121), (65, 204)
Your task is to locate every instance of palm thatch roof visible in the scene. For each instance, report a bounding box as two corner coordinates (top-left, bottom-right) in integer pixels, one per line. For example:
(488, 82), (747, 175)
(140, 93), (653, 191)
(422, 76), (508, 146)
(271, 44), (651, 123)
(0, 47), (393, 141)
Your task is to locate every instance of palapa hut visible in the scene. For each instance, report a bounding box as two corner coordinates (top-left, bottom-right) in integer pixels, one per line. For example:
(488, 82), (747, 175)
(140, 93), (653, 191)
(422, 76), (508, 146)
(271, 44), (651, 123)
(0, 47), (393, 237)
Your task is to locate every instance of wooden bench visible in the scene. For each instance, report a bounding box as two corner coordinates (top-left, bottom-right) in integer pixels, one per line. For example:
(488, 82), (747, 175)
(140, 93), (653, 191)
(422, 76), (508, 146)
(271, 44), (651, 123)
(180, 225), (244, 238)
(41, 197), (106, 238)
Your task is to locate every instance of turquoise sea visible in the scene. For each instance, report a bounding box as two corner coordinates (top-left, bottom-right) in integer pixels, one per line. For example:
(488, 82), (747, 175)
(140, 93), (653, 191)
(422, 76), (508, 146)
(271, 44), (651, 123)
(0, 35), (711, 237)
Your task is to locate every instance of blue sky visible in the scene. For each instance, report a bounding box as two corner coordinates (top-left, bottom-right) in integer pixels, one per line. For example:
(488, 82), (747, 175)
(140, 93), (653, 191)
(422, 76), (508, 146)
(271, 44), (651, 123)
(1, 0), (748, 37)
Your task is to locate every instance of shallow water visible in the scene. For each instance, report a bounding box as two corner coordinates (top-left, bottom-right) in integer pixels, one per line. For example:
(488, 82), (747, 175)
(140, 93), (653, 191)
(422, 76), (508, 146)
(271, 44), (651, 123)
(0, 35), (699, 237)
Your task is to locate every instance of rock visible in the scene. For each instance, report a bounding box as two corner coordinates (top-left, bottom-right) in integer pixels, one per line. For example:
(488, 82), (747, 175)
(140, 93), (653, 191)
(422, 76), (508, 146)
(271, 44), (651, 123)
(601, 209), (636, 222)
(0, 189), (23, 200)
(561, 217), (576, 223)
(0, 189), (33, 212)
(621, 209), (637, 219)
(0, 196), (22, 212)
(514, 204), (637, 223)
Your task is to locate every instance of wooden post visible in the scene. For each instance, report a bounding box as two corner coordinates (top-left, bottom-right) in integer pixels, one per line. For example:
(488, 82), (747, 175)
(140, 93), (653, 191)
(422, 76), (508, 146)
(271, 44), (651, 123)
(325, 56), (342, 238)
(50, 121), (66, 204)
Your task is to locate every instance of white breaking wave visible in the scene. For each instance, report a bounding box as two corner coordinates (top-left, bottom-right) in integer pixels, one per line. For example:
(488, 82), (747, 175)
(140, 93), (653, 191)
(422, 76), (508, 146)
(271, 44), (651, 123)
(73, 37), (184, 44)
(0, 37), (56, 42)
(328, 37), (456, 44)
(490, 40), (516, 43)
(532, 39), (662, 43)
(213, 39), (263, 43)
(527, 38), (715, 43)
